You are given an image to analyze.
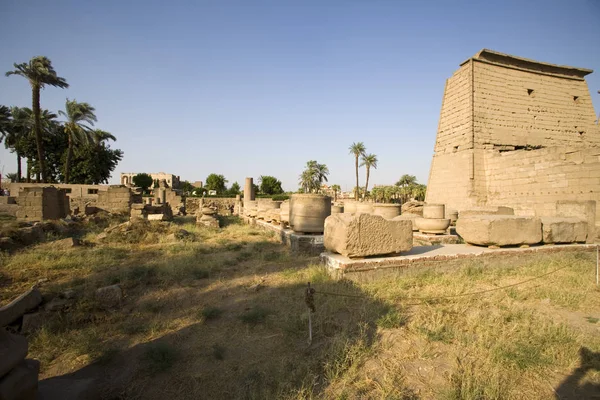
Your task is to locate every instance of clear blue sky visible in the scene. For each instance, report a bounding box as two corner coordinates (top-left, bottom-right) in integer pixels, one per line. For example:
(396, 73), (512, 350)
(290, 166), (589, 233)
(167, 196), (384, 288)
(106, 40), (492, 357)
(1, 0), (599, 191)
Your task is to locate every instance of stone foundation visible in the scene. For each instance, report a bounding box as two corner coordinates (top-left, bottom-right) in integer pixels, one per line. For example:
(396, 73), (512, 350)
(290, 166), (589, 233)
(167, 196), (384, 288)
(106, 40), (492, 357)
(244, 217), (325, 256)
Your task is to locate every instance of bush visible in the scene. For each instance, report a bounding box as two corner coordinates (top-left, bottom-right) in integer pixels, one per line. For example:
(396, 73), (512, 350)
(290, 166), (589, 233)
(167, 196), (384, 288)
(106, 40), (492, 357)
(271, 194), (289, 201)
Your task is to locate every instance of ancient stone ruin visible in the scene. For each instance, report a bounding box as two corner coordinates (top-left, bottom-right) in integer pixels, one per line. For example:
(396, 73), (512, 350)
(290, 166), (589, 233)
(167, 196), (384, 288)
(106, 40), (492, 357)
(96, 185), (136, 214)
(15, 187), (69, 221)
(426, 49), (600, 228)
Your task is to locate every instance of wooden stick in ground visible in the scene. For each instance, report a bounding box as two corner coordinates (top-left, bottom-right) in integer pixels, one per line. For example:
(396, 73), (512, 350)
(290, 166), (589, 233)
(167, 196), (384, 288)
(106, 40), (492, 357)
(596, 246), (600, 286)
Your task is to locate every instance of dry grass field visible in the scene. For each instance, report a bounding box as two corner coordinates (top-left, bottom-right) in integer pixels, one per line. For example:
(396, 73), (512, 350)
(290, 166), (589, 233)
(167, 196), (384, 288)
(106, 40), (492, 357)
(1, 215), (599, 399)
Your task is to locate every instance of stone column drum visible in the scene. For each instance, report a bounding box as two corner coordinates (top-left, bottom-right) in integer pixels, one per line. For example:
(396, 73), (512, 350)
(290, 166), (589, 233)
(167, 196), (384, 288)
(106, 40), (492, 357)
(244, 177), (255, 202)
(423, 204), (445, 219)
(355, 203), (373, 214)
(343, 201), (357, 214)
(289, 194), (331, 233)
(373, 204), (401, 219)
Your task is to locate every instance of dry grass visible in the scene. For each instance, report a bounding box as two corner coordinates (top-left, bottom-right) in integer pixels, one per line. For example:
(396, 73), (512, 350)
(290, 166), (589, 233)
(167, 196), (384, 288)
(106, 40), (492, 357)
(1, 216), (599, 399)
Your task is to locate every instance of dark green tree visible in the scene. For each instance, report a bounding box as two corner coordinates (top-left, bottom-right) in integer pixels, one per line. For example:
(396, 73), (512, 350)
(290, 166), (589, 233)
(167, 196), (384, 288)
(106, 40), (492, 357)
(0, 105), (10, 136)
(6, 56), (69, 182)
(66, 142), (122, 184)
(180, 180), (196, 196)
(228, 181), (241, 196)
(205, 173), (228, 194)
(259, 175), (284, 195)
(13, 108), (61, 182)
(132, 173), (153, 194)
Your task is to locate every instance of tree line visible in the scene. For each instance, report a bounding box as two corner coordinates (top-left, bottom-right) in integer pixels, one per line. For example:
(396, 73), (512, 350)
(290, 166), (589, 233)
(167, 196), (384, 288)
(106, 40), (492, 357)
(0, 56), (122, 184)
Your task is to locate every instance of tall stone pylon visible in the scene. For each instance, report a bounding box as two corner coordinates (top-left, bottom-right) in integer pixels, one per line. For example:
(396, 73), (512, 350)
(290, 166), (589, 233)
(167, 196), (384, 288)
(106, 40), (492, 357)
(426, 49), (600, 223)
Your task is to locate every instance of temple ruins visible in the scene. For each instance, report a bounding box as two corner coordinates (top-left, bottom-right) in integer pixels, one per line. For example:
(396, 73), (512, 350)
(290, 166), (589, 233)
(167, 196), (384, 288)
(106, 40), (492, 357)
(426, 49), (600, 224)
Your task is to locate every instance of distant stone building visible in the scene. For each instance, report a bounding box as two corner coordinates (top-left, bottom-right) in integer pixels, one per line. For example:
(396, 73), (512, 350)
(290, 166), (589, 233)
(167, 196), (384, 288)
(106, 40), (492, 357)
(120, 172), (181, 189)
(426, 49), (600, 222)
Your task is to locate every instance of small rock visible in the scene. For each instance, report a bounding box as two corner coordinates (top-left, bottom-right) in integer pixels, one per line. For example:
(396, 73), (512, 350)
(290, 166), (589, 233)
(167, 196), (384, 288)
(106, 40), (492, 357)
(35, 278), (49, 287)
(45, 298), (69, 312)
(63, 289), (76, 299)
(96, 232), (108, 241)
(50, 237), (81, 250)
(95, 285), (123, 309)
(21, 313), (44, 333)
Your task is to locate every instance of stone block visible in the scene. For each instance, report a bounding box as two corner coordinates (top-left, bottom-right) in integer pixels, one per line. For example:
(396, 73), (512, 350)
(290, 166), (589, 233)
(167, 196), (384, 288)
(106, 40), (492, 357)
(0, 330), (28, 378)
(0, 288), (42, 328)
(555, 200), (596, 244)
(540, 217), (587, 244)
(459, 206), (514, 217)
(456, 215), (542, 246)
(95, 285), (122, 309)
(49, 237), (81, 250)
(21, 313), (44, 334)
(0, 359), (40, 400)
(392, 214), (419, 231)
(324, 213), (413, 258)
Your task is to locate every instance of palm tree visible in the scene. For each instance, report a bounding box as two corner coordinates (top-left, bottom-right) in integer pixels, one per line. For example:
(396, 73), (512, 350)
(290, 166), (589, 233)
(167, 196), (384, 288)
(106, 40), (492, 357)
(6, 56), (69, 182)
(3, 107), (30, 182)
(299, 169), (313, 193)
(298, 160), (330, 193)
(92, 129), (116, 146)
(349, 142), (366, 200)
(395, 174), (417, 187)
(331, 184), (341, 201)
(7, 107), (59, 182)
(59, 99), (97, 183)
(360, 153), (378, 199)
(313, 162), (329, 188)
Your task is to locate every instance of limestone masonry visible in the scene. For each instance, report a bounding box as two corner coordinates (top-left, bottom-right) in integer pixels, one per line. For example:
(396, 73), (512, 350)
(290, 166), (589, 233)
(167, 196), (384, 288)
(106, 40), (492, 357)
(426, 49), (600, 223)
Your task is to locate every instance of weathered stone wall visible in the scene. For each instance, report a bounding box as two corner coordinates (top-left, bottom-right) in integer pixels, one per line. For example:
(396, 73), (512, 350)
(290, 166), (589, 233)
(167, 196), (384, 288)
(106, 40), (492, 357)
(165, 189), (184, 215)
(186, 198), (236, 215)
(473, 60), (600, 148)
(483, 146), (600, 219)
(9, 183), (108, 213)
(433, 63), (473, 154)
(96, 186), (135, 214)
(16, 187), (69, 220)
(427, 49), (600, 222)
(120, 172), (181, 188)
